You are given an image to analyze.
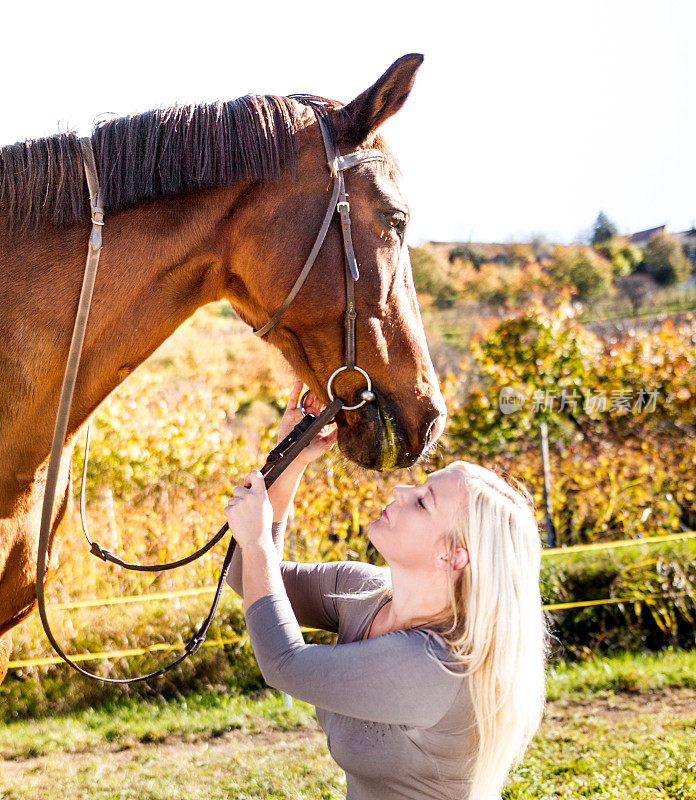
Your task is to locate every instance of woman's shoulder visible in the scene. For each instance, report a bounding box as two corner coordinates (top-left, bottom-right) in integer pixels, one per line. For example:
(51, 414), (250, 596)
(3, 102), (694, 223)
(323, 559), (388, 597)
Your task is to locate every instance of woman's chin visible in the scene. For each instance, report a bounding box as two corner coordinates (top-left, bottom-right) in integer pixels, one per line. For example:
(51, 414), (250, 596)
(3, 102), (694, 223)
(366, 518), (384, 545)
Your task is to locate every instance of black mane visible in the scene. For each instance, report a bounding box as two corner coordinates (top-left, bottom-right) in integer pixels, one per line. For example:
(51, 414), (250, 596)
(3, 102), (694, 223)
(0, 95), (327, 234)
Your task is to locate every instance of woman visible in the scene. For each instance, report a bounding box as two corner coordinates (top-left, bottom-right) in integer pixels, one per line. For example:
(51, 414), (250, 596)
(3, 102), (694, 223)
(225, 382), (547, 800)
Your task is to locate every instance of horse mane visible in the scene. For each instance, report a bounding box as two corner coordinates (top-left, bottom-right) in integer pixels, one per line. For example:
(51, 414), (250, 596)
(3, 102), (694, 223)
(0, 95), (328, 234)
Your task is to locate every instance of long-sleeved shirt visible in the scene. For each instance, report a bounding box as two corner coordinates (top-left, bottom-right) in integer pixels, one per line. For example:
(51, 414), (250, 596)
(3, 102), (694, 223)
(227, 521), (477, 800)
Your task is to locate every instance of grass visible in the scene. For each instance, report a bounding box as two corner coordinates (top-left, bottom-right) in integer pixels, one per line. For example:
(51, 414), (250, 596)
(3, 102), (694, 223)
(0, 691), (315, 758)
(1, 650), (695, 799)
(505, 694), (696, 799)
(546, 648), (696, 699)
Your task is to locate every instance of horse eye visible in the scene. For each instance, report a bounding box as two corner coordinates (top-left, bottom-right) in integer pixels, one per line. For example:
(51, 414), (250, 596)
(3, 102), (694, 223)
(383, 211), (407, 234)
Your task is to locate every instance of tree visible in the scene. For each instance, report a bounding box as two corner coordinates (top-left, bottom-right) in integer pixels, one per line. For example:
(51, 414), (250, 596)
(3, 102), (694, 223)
(594, 235), (643, 280)
(615, 272), (657, 316)
(549, 246), (614, 300)
(591, 211), (618, 246)
(641, 232), (692, 286)
(408, 245), (458, 308)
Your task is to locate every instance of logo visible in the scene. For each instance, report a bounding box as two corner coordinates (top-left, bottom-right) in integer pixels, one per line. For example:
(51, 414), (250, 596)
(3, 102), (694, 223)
(498, 387), (526, 415)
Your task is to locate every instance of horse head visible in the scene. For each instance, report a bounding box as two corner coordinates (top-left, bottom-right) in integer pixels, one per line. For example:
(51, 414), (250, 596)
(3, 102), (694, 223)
(224, 55), (446, 470)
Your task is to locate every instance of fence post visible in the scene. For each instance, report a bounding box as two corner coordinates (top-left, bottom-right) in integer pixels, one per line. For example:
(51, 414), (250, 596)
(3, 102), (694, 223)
(283, 506), (295, 709)
(539, 421), (557, 548)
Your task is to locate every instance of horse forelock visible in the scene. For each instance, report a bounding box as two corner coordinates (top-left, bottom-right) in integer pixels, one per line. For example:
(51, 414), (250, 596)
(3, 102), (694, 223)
(0, 95), (310, 236)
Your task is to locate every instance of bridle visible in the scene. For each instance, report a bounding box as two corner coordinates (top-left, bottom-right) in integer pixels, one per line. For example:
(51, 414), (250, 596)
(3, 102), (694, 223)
(36, 106), (386, 682)
(253, 108), (383, 410)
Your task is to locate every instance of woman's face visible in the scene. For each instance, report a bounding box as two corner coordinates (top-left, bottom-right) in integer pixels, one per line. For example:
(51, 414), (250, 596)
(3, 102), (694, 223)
(368, 467), (467, 571)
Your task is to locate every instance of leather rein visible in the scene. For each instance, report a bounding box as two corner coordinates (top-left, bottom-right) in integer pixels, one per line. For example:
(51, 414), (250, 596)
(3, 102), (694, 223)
(36, 108), (384, 683)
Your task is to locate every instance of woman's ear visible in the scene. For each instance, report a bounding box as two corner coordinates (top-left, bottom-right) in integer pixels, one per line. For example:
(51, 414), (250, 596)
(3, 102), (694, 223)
(335, 53), (424, 146)
(450, 547), (469, 572)
(436, 546), (469, 572)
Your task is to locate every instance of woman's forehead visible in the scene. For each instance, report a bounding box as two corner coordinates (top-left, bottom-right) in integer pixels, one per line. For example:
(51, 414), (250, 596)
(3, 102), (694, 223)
(425, 467), (467, 495)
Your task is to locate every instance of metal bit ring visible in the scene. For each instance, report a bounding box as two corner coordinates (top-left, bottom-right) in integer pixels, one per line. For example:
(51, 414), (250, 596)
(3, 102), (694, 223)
(326, 366), (373, 411)
(300, 389), (312, 417)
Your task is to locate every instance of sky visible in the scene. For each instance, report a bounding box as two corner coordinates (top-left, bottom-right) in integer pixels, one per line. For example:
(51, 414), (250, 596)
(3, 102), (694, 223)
(2, 0), (694, 246)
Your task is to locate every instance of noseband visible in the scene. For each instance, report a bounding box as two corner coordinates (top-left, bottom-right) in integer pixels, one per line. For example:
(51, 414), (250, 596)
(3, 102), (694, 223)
(35, 108), (386, 682)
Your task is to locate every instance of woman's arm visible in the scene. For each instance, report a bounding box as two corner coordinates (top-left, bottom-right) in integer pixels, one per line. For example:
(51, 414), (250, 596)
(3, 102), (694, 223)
(223, 468), (461, 727)
(226, 381), (336, 593)
(224, 470), (285, 605)
(266, 381), (336, 523)
(245, 591), (464, 728)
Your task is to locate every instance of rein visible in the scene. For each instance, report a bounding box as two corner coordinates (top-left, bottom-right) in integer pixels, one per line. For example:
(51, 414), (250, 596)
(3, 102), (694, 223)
(36, 109), (384, 683)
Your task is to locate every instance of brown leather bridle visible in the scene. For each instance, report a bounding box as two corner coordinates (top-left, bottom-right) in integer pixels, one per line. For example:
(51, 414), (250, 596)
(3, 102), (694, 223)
(36, 106), (386, 682)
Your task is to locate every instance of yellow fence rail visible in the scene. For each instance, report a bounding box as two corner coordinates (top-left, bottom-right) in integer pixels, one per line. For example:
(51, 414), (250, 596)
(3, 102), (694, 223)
(8, 591), (694, 671)
(6, 530), (695, 671)
(28, 529), (696, 616)
(543, 529), (696, 557)
(7, 636), (239, 670)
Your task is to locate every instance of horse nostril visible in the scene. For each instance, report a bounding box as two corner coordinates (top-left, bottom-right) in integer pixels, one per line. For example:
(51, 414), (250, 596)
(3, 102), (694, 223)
(425, 412), (446, 447)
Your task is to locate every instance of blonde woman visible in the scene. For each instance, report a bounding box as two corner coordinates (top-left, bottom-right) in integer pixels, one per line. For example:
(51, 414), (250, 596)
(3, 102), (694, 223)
(225, 382), (547, 800)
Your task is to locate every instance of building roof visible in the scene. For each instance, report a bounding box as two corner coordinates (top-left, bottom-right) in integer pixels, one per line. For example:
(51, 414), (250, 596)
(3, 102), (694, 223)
(629, 225), (666, 243)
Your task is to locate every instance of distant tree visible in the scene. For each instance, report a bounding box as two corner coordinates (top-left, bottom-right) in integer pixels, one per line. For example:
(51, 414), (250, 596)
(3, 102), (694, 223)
(549, 246), (614, 301)
(408, 245), (458, 309)
(530, 234), (552, 261)
(449, 244), (486, 269)
(641, 232), (693, 286)
(508, 243), (535, 266)
(615, 272), (657, 316)
(591, 211), (618, 246)
(594, 235), (643, 279)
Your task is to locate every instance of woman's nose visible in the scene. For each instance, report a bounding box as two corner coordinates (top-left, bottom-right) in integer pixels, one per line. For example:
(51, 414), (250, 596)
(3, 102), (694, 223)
(393, 485), (409, 504)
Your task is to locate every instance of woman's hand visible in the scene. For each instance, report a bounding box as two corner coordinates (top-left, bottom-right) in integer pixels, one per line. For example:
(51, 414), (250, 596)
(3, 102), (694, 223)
(224, 470), (274, 551)
(278, 381), (338, 468)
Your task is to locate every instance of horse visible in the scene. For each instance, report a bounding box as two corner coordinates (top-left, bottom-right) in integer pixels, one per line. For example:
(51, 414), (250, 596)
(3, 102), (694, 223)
(0, 54), (446, 683)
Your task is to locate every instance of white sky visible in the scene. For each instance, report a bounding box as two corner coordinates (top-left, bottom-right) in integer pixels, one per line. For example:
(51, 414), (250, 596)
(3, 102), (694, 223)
(2, 0), (694, 245)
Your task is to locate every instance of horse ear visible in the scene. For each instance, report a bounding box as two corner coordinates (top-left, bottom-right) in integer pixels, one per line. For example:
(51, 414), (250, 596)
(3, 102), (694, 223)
(336, 53), (424, 144)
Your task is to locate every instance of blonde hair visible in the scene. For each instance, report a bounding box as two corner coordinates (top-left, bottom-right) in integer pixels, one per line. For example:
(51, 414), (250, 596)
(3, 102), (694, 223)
(439, 460), (548, 799)
(333, 461), (547, 799)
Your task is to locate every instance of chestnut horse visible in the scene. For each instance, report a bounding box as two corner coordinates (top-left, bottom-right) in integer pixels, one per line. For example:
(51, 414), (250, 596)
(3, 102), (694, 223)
(0, 54), (445, 683)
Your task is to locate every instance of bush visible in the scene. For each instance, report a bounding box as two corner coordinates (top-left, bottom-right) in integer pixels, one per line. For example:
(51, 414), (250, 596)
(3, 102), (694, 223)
(549, 245), (615, 300)
(438, 298), (696, 543)
(593, 235), (643, 280)
(542, 539), (696, 657)
(408, 245), (458, 308)
(448, 244), (486, 269)
(641, 231), (693, 286)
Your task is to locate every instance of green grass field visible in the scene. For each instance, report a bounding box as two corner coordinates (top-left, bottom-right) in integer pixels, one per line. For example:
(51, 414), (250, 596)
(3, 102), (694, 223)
(1, 650), (695, 800)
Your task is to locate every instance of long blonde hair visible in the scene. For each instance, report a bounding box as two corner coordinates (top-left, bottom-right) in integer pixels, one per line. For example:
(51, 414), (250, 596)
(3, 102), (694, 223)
(439, 460), (547, 800)
(333, 461), (547, 799)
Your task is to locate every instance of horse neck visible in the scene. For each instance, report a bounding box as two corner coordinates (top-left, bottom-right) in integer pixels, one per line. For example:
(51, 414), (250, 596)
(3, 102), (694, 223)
(0, 184), (246, 494)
